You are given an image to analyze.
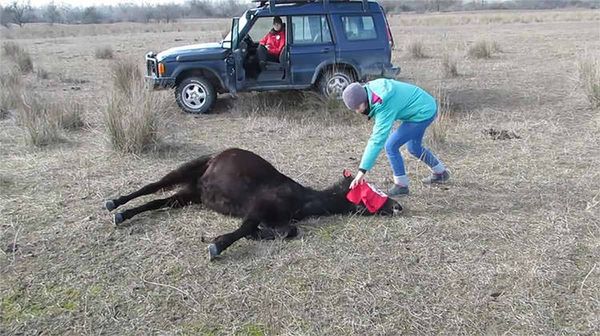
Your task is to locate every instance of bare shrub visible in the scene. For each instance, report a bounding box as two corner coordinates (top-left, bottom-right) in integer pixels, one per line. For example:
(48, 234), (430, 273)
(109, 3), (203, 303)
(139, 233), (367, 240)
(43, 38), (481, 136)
(13, 92), (86, 146)
(0, 70), (23, 118)
(2, 42), (33, 73)
(468, 39), (495, 59)
(577, 56), (600, 109)
(36, 67), (50, 80)
(233, 91), (360, 126)
(426, 87), (456, 147)
(491, 40), (502, 53)
(406, 40), (427, 59)
(111, 59), (142, 97)
(441, 53), (459, 77)
(2, 41), (21, 57)
(104, 62), (167, 153)
(15, 94), (64, 146)
(58, 101), (85, 130)
(94, 46), (114, 59)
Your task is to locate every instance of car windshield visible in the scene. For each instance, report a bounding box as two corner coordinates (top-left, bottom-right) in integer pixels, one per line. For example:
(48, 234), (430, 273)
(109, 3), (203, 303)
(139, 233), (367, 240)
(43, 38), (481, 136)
(221, 10), (253, 49)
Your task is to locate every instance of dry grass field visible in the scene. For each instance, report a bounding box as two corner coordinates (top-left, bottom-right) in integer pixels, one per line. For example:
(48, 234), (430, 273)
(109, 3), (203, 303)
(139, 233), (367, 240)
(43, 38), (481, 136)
(1, 9), (599, 335)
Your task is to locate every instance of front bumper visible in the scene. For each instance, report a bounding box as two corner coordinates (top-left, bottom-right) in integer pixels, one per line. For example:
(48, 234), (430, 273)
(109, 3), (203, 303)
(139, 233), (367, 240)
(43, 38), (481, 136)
(145, 75), (175, 90)
(145, 52), (175, 90)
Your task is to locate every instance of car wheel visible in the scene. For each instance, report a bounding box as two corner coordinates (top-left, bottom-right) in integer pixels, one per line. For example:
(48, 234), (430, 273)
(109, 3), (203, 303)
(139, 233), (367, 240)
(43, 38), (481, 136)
(319, 68), (355, 99)
(175, 76), (216, 114)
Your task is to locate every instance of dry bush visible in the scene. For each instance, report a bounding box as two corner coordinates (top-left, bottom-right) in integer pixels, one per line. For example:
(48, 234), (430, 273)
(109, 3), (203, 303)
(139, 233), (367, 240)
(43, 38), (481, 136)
(406, 40), (427, 59)
(36, 67), (50, 80)
(111, 59), (142, 97)
(15, 95), (64, 146)
(58, 101), (85, 130)
(2, 41), (22, 57)
(491, 40), (502, 53)
(577, 56), (600, 109)
(14, 93), (86, 146)
(104, 61), (168, 153)
(2, 42), (34, 73)
(0, 70), (23, 118)
(95, 46), (114, 59)
(426, 87), (456, 147)
(468, 39), (495, 59)
(233, 91), (360, 126)
(441, 53), (459, 77)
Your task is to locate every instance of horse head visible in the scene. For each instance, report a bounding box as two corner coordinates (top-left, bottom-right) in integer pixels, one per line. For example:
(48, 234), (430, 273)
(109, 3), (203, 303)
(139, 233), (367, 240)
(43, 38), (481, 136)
(340, 170), (403, 216)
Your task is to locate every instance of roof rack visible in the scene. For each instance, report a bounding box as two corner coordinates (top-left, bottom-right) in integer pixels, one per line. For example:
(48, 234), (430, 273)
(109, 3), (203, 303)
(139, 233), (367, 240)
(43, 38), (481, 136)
(252, 0), (369, 12)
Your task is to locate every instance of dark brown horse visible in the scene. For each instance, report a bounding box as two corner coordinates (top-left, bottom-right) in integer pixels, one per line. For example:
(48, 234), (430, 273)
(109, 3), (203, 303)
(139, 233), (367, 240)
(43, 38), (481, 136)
(105, 148), (402, 260)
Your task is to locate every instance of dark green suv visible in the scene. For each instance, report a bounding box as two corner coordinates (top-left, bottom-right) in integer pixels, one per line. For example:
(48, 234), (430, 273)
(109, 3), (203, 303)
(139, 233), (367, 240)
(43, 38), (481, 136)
(145, 0), (399, 114)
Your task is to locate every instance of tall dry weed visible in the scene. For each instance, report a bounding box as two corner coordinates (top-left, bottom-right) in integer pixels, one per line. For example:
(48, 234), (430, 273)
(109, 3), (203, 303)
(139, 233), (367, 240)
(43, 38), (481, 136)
(426, 87), (456, 147)
(14, 94), (86, 146)
(95, 46), (114, 59)
(407, 40), (427, 59)
(111, 59), (142, 97)
(233, 91), (359, 126)
(105, 60), (168, 153)
(468, 39), (495, 59)
(15, 95), (63, 146)
(577, 56), (600, 109)
(0, 70), (23, 118)
(2, 42), (34, 73)
(441, 53), (459, 77)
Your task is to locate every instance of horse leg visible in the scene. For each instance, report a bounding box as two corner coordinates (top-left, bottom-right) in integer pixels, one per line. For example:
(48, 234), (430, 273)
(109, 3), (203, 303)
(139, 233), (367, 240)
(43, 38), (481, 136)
(105, 171), (195, 211)
(113, 190), (198, 225)
(245, 224), (299, 241)
(207, 217), (260, 261)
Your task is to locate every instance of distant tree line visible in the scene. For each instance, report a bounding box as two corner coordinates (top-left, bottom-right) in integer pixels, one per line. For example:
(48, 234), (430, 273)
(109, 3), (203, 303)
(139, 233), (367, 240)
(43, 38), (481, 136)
(0, 0), (597, 28)
(0, 0), (252, 27)
(379, 0), (598, 13)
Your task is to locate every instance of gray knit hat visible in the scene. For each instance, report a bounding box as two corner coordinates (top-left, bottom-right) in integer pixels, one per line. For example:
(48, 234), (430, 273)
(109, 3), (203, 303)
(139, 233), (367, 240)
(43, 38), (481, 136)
(342, 83), (368, 110)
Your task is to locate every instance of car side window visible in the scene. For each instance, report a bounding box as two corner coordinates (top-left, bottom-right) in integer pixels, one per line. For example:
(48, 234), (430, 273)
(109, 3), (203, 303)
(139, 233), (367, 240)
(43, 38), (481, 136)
(292, 15), (332, 45)
(248, 17), (278, 42)
(341, 15), (377, 41)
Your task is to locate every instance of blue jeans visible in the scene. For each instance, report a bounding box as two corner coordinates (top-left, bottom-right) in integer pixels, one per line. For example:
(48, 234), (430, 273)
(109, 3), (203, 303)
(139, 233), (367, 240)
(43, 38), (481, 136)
(384, 114), (440, 177)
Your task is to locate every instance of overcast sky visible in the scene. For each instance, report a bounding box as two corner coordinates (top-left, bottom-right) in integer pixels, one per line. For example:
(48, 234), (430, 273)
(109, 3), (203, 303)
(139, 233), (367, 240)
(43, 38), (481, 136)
(0, 0), (200, 8)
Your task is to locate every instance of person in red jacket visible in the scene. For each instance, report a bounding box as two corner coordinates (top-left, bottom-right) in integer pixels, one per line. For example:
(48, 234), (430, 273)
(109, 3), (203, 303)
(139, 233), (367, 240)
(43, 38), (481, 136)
(258, 16), (285, 70)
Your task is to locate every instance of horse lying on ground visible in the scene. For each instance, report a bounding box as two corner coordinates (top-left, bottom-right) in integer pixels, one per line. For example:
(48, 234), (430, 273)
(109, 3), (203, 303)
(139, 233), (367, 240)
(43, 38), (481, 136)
(105, 148), (402, 260)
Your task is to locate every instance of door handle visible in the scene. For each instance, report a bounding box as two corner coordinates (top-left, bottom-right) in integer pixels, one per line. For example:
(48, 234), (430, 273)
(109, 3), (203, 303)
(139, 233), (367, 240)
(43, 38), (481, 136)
(320, 47), (331, 53)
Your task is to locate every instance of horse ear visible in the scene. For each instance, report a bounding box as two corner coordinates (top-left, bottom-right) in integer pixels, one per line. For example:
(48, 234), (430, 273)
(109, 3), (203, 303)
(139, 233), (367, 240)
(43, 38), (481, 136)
(343, 169), (352, 178)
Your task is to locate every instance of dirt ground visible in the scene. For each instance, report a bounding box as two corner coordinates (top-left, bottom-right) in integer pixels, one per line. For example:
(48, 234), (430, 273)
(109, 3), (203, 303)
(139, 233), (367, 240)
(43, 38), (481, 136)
(1, 9), (599, 335)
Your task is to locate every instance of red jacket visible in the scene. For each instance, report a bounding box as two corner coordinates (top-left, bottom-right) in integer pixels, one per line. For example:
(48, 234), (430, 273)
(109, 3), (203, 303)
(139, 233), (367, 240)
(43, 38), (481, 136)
(260, 29), (286, 57)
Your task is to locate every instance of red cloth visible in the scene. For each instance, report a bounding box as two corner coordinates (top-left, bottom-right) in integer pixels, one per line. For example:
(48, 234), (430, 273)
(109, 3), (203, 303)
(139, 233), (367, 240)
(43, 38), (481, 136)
(259, 30), (286, 57)
(346, 182), (389, 213)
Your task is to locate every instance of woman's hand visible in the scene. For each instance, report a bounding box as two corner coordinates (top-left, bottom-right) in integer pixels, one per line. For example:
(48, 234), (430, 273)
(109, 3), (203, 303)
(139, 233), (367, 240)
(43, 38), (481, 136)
(349, 171), (365, 189)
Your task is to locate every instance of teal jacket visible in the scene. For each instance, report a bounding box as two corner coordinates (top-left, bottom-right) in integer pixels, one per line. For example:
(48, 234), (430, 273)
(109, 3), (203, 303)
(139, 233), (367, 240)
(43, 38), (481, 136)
(359, 79), (437, 171)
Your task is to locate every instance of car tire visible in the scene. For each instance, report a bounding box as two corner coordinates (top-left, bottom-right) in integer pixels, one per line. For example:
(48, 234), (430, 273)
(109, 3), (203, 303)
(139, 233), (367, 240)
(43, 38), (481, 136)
(175, 76), (216, 114)
(318, 68), (356, 99)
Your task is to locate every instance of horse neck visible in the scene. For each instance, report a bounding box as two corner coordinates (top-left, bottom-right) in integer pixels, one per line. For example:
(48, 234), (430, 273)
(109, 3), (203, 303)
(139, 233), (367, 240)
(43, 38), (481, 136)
(297, 182), (352, 219)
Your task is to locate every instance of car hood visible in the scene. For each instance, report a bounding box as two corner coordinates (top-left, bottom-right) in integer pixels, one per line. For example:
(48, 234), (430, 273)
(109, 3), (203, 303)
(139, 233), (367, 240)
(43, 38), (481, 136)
(157, 42), (228, 62)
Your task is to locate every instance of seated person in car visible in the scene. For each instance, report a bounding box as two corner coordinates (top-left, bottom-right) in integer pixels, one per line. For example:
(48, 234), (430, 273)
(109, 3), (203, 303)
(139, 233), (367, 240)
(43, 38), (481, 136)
(258, 16), (285, 69)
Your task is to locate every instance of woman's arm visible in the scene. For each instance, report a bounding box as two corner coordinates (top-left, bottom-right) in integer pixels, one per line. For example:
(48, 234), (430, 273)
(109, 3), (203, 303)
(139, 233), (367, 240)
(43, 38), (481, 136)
(358, 109), (396, 172)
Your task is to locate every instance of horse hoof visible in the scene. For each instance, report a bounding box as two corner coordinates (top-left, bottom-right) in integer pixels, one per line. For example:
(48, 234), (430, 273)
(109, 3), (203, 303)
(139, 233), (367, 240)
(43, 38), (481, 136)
(105, 200), (116, 211)
(114, 213), (124, 226)
(207, 244), (219, 261)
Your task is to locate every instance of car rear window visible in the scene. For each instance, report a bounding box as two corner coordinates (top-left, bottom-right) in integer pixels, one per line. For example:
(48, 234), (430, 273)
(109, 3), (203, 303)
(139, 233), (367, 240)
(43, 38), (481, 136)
(292, 15), (332, 45)
(341, 15), (377, 41)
